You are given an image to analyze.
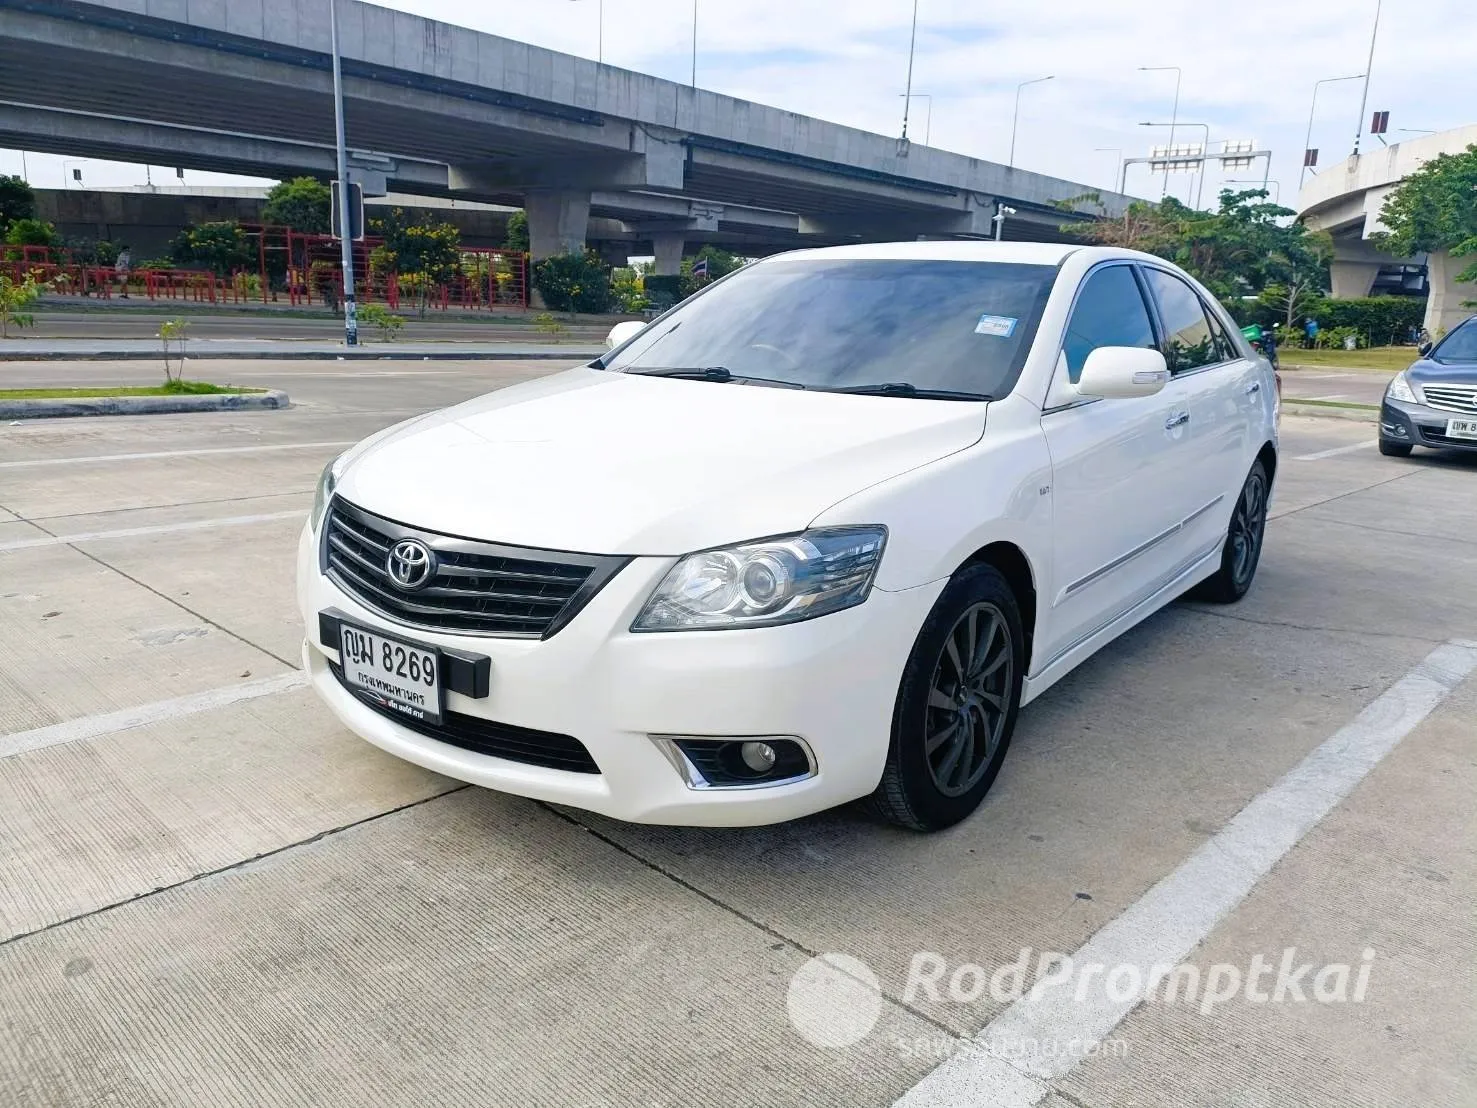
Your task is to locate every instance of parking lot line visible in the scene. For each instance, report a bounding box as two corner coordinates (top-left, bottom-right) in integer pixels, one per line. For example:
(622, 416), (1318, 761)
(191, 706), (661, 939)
(0, 510), (305, 551)
(0, 441), (353, 470)
(895, 638), (1477, 1108)
(1293, 441), (1377, 461)
(0, 671), (308, 760)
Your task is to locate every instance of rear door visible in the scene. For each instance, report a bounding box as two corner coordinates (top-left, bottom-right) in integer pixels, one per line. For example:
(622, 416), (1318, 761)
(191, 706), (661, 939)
(1038, 263), (1202, 669)
(1139, 266), (1257, 561)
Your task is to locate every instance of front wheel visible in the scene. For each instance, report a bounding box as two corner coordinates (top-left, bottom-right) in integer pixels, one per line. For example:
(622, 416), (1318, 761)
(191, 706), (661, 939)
(1378, 439), (1413, 458)
(866, 564), (1024, 832)
(1193, 459), (1270, 604)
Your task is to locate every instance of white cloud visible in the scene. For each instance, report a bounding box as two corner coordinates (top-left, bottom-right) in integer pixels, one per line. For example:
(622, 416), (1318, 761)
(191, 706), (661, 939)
(7, 0), (1475, 211)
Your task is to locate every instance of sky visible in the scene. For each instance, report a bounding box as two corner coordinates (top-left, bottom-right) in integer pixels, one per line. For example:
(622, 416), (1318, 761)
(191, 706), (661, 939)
(5, 0), (1476, 211)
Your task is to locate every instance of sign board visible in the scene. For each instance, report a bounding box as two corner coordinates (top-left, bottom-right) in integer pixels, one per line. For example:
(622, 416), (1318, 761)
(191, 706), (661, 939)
(1219, 139), (1257, 171)
(1303, 148), (1319, 168)
(331, 180), (365, 241)
(1149, 144), (1204, 173)
(1370, 110), (1390, 135)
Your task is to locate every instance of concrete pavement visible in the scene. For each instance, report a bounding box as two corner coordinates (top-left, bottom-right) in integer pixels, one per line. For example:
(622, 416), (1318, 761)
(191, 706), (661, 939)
(0, 359), (1474, 1107)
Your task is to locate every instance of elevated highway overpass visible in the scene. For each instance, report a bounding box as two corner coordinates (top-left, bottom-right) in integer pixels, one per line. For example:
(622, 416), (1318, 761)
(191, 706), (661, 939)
(1298, 124), (1477, 336)
(0, 0), (1134, 269)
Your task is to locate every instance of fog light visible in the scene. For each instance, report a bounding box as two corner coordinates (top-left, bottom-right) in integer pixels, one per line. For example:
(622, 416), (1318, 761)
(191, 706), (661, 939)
(739, 740), (777, 773)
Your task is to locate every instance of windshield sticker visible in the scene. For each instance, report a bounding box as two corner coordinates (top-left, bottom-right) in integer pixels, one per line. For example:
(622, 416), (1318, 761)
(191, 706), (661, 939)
(975, 314), (1018, 338)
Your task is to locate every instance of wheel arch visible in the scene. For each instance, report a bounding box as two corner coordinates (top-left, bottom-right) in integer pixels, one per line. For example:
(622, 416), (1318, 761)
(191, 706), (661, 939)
(957, 541), (1038, 675)
(1256, 440), (1278, 485)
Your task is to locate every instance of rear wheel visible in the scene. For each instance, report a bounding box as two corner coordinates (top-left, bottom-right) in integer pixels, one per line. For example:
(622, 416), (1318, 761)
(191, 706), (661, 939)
(1194, 459), (1269, 604)
(867, 564), (1024, 831)
(1379, 439), (1414, 458)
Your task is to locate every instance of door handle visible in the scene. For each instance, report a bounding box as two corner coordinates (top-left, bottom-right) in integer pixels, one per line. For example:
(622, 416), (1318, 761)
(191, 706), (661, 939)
(1245, 382), (1261, 395)
(1165, 411), (1191, 429)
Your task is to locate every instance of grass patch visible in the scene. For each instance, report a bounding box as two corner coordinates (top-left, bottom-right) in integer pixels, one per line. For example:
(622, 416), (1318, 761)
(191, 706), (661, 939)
(0, 380), (263, 400)
(1283, 397), (1378, 410)
(1280, 346), (1416, 372)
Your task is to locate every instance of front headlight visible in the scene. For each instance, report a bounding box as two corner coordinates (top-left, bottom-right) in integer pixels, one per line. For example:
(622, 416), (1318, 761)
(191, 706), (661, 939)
(310, 454), (345, 533)
(1385, 371), (1418, 404)
(631, 527), (888, 632)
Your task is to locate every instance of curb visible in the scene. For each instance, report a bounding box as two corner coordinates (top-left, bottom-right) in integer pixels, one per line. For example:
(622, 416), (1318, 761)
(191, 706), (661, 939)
(1282, 401), (1378, 423)
(0, 389), (290, 420)
(0, 348), (603, 362)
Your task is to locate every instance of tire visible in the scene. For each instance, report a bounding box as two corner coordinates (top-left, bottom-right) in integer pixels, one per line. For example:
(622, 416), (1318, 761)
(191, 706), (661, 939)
(866, 563), (1025, 832)
(1378, 439), (1413, 458)
(1193, 459), (1270, 604)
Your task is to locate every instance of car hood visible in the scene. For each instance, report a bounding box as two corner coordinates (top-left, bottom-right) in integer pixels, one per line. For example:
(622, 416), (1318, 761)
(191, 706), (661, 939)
(1407, 358), (1477, 385)
(336, 367), (986, 554)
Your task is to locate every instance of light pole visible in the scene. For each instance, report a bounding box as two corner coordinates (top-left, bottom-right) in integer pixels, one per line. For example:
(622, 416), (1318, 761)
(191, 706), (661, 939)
(1301, 73), (1363, 188)
(62, 159), (86, 189)
(1353, 0), (1382, 156)
(329, 0), (357, 346)
(993, 204), (1016, 241)
(900, 0), (920, 143)
(898, 93), (932, 145)
(690, 0), (698, 86)
(568, 0), (603, 63)
(1008, 75), (1053, 168)
(1094, 147), (1122, 192)
(1139, 65), (1181, 197)
(1140, 120), (1209, 207)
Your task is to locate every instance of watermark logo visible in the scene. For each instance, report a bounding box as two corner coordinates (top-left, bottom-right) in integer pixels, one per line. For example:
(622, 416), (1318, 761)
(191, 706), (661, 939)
(785, 947), (1377, 1049)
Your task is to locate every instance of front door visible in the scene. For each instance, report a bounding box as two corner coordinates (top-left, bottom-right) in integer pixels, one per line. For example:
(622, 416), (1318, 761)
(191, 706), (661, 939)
(1039, 263), (1199, 671)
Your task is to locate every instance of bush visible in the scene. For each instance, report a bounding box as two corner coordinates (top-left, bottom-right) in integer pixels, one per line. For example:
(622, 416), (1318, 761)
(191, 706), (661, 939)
(610, 267), (648, 313)
(171, 221), (252, 276)
(357, 302), (405, 341)
(533, 251), (612, 313)
(641, 274), (682, 313)
(1314, 325), (1361, 350)
(505, 210), (529, 254)
(4, 218), (56, 260)
(1306, 296), (1426, 346)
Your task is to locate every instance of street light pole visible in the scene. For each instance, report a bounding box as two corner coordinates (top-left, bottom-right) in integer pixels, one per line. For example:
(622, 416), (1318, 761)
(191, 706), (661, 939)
(1094, 148), (1122, 192)
(899, 93), (933, 145)
(690, 0), (698, 86)
(900, 0), (919, 141)
(1009, 75), (1053, 168)
(1353, 0), (1381, 156)
(330, 0), (357, 347)
(1139, 65), (1181, 197)
(1301, 73), (1363, 189)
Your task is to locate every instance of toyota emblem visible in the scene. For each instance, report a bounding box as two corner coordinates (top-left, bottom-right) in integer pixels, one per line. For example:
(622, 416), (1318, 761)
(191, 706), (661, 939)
(387, 539), (435, 590)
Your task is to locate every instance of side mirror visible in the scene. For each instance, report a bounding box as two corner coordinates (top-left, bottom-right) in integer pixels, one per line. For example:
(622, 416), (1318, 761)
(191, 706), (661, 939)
(606, 320), (646, 350)
(1417, 340), (1433, 358)
(1078, 347), (1170, 399)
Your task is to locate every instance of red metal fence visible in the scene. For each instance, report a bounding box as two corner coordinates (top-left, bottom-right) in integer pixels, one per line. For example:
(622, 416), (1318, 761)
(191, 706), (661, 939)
(5, 235), (530, 312)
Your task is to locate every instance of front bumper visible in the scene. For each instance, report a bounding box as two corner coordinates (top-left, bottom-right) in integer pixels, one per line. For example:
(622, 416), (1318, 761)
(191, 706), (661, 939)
(1380, 398), (1477, 452)
(297, 524), (943, 826)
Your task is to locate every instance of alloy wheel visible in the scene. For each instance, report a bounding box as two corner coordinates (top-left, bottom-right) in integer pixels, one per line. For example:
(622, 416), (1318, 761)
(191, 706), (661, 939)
(924, 602), (1013, 798)
(1230, 470), (1268, 587)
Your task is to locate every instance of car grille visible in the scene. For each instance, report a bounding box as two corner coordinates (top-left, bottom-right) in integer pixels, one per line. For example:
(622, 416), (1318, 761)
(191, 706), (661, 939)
(323, 499), (629, 639)
(1417, 424), (1477, 448)
(330, 663), (600, 773)
(1420, 383), (1477, 414)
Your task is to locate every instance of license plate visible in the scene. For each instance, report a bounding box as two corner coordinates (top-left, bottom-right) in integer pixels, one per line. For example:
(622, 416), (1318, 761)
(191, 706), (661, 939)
(1446, 417), (1477, 441)
(338, 621), (444, 726)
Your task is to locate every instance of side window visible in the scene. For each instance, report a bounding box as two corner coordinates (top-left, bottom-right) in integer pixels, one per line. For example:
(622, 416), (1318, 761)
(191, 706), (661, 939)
(1062, 266), (1157, 383)
(1143, 268), (1220, 374)
(1202, 302), (1240, 363)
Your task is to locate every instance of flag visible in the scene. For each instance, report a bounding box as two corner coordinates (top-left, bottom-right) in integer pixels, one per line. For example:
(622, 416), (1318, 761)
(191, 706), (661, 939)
(692, 257), (710, 279)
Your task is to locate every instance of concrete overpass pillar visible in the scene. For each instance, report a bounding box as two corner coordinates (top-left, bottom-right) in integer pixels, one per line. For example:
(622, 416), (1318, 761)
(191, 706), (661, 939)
(652, 232), (685, 275)
(1425, 250), (1474, 337)
(1330, 260), (1380, 299)
(525, 190), (591, 260)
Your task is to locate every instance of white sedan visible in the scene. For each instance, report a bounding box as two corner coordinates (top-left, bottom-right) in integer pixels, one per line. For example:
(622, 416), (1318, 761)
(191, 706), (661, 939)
(297, 242), (1278, 831)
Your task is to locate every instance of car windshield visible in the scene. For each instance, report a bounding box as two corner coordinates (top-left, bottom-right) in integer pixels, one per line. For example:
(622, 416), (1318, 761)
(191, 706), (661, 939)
(1433, 321), (1477, 363)
(603, 258), (1058, 398)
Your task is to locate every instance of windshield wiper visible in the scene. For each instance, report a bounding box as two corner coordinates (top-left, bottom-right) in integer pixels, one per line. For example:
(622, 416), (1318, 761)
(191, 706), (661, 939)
(823, 382), (992, 401)
(625, 367), (806, 389)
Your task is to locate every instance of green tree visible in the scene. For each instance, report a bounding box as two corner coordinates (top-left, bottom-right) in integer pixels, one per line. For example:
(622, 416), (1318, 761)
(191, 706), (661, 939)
(3, 217), (56, 262)
(1377, 143), (1477, 285)
(368, 208), (462, 316)
(533, 251), (612, 313)
(0, 272), (46, 337)
(504, 210), (529, 253)
(171, 221), (252, 275)
(262, 176), (331, 233)
(678, 246), (745, 297)
(0, 175), (35, 234)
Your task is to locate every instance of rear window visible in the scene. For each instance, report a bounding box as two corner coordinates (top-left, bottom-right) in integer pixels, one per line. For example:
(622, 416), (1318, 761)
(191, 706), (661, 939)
(604, 258), (1059, 398)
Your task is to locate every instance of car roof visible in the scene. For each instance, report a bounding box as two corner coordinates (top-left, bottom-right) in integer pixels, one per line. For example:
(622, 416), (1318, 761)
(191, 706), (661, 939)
(758, 241), (1160, 268)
